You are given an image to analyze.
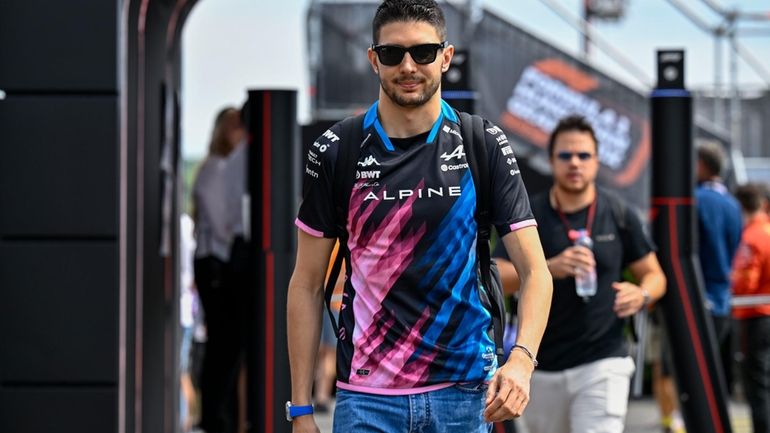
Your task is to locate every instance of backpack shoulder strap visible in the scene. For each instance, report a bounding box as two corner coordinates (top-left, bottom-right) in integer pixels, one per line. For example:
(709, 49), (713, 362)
(459, 111), (506, 366)
(459, 112), (491, 236)
(332, 114), (365, 235)
(603, 188), (631, 244)
(325, 113), (364, 337)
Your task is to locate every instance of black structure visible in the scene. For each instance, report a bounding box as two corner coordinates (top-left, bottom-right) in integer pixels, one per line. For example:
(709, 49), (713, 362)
(1, 1), (191, 432)
(244, 90), (298, 433)
(441, 49), (475, 114)
(1, 1), (304, 432)
(650, 50), (732, 433)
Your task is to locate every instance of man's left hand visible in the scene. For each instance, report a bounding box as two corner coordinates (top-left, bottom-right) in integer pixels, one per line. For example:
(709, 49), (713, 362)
(612, 281), (646, 318)
(483, 350), (534, 422)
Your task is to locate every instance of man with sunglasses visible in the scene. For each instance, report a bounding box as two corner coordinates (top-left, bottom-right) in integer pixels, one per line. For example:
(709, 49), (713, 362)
(492, 115), (667, 433)
(286, 1), (553, 432)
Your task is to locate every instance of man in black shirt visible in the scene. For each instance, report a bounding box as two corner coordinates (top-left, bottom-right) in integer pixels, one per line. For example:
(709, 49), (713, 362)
(493, 115), (666, 433)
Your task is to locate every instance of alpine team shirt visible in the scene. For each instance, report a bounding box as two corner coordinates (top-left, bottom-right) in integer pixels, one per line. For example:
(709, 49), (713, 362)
(296, 100), (535, 395)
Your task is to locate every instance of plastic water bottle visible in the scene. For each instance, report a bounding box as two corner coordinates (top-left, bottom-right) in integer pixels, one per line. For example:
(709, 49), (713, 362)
(574, 229), (597, 302)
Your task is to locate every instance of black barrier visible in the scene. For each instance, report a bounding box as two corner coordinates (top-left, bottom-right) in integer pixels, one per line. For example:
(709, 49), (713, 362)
(441, 49), (475, 114)
(650, 50), (732, 433)
(245, 89), (298, 433)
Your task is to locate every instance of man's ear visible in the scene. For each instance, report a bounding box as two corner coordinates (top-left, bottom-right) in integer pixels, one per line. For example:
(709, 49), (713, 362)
(441, 44), (455, 72)
(367, 48), (379, 74)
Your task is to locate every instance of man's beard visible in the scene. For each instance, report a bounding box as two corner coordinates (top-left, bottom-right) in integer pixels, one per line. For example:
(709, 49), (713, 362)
(555, 175), (592, 195)
(380, 73), (440, 108)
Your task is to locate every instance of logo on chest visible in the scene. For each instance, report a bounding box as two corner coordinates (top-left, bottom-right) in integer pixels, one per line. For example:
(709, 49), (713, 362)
(363, 185), (462, 201)
(358, 155), (381, 167)
(595, 233), (616, 242)
(356, 170), (381, 179)
(440, 144), (466, 161)
(442, 125), (463, 140)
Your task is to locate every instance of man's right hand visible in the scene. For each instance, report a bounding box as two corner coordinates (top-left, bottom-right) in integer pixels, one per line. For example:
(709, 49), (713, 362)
(546, 246), (595, 279)
(292, 415), (320, 433)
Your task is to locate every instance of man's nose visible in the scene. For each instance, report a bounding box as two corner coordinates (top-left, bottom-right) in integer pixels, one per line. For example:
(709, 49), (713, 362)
(399, 52), (419, 73)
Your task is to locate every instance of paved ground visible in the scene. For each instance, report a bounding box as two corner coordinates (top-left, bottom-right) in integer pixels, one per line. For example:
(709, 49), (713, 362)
(315, 397), (753, 433)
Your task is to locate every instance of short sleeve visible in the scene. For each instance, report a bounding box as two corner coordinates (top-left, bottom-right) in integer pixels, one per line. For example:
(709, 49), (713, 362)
(295, 122), (344, 238)
(620, 205), (656, 266)
(483, 119), (536, 237)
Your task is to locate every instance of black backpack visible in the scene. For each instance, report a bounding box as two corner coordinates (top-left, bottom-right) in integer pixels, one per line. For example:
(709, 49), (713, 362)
(323, 111), (507, 366)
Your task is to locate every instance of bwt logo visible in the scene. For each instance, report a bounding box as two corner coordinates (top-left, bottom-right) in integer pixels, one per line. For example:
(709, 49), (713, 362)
(321, 129), (340, 142)
(356, 170), (381, 179)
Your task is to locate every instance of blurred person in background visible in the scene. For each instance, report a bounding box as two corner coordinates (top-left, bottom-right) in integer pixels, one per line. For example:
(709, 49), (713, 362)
(192, 107), (246, 433)
(180, 213), (199, 432)
(493, 115), (666, 433)
(731, 183), (770, 433)
(760, 183), (770, 216)
(649, 318), (685, 433)
(695, 141), (743, 391)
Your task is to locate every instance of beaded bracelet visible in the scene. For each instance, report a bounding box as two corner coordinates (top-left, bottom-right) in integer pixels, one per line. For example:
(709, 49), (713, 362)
(511, 344), (538, 368)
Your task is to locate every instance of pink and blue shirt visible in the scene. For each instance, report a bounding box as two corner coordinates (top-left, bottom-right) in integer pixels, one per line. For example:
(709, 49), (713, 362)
(296, 100), (535, 395)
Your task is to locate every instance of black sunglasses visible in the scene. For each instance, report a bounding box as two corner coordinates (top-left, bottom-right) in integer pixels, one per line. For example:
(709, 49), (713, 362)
(556, 151), (594, 161)
(371, 41), (447, 66)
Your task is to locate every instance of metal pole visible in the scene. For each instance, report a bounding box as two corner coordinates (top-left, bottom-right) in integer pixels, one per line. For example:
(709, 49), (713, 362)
(582, 0), (591, 61)
(729, 24), (741, 151)
(714, 32), (724, 128)
(651, 50), (733, 433)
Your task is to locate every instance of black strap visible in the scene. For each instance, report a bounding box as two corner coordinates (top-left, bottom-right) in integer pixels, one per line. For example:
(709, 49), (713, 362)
(324, 114), (365, 337)
(460, 112), (506, 367)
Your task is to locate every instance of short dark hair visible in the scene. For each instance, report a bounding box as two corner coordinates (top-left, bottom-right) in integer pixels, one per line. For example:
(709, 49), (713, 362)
(372, 0), (447, 44)
(696, 141), (726, 177)
(547, 115), (598, 157)
(761, 182), (770, 206)
(735, 183), (764, 213)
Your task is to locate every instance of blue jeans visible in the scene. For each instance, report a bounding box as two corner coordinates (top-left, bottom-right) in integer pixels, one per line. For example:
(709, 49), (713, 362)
(333, 383), (492, 433)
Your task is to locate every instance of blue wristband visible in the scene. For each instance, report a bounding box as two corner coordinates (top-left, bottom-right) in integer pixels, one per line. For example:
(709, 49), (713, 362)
(285, 402), (314, 421)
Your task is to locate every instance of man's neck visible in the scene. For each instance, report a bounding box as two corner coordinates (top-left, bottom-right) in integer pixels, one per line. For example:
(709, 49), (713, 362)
(699, 175), (722, 185)
(551, 184), (596, 213)
(746, 211), (769, 225)
(377, 91), (441, 138)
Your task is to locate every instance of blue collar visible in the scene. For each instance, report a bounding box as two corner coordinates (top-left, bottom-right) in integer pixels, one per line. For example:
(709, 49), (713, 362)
(362, 99), (459, 151)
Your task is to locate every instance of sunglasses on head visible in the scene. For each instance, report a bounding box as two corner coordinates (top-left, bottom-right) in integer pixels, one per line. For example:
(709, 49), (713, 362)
(556, 151), (594, 161)
(371, 41), (447, 66)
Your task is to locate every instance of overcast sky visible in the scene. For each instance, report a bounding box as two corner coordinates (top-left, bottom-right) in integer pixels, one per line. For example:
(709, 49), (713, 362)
(181, 0), (770, 159)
